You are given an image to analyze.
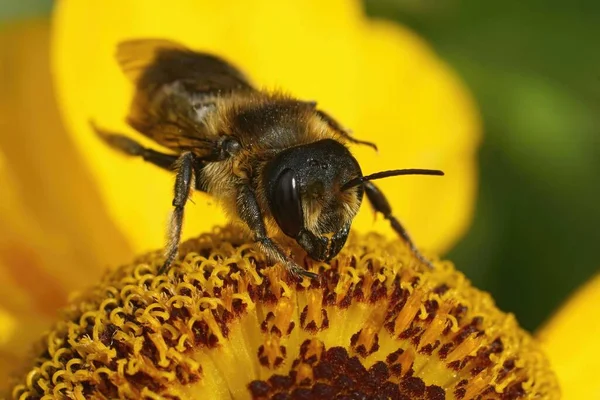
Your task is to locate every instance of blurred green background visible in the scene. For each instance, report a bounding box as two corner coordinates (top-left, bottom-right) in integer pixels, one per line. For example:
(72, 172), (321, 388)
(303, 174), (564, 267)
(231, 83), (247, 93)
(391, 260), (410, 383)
(2, 0), (598, 332)
(365, 0), (600, 331)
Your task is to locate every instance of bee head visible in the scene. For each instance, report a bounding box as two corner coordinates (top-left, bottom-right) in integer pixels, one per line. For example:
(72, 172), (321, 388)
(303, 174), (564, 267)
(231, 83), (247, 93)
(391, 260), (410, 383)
(265, 139), (363, 261)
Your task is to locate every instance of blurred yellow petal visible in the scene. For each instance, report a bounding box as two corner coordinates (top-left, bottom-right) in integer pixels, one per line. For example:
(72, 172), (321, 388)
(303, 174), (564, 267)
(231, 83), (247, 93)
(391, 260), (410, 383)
(0, 20), (131, 384)
(53, 0), (480, 256)
(351, 20), (479, 251)
(537, 273), (600, 399)
(0, 308), (16, 347)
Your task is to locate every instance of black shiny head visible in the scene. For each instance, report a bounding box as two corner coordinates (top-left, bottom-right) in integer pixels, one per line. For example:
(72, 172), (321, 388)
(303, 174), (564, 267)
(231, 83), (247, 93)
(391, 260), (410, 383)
(265, 139), (363, 261)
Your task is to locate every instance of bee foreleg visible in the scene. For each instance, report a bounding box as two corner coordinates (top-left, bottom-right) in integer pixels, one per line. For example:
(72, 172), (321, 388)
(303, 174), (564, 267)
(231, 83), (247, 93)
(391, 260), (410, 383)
(237, 185), (318, 280)
(159, 152), (196, 274)
(363, 181), (434, 268)
(92, 122), (178, 170)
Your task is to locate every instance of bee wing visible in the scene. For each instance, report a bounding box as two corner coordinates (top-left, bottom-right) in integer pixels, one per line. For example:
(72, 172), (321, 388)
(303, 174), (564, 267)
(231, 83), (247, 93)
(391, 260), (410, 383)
(116, 39), (254, 94)
(116, 39), (187, 83)
(116, 39), (255, 155)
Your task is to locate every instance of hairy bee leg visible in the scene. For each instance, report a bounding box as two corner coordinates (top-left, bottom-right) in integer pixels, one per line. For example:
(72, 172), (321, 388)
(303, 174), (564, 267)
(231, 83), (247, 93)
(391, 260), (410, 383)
(159, 152), (196, 274)
(363, 181), (434, 268)
(257, 237), (319, 280)
(92, 123), (178, 170)
(237, 185), (318, 279)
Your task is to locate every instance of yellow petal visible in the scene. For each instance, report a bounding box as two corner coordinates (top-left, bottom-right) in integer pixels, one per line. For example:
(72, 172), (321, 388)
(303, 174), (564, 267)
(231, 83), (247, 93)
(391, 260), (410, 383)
(52, 0), (480, 256)
(0, 20), (131, 383)
(351, 20), (480, 252)
(537, 273), (600, 399)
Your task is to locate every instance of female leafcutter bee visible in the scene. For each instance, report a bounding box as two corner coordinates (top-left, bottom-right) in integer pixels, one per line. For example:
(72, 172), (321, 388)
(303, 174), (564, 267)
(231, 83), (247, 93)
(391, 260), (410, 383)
(94, 39), (444, 279)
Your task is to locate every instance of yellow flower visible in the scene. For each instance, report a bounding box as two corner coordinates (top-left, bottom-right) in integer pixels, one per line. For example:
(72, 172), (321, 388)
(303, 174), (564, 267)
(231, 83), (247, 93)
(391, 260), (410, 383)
(4, 1), (599, 399)
(1, 0), (480, 388)
(1, 1), (598, 398)
(537, 274), (600, 399)
(9, 228), (559, 399)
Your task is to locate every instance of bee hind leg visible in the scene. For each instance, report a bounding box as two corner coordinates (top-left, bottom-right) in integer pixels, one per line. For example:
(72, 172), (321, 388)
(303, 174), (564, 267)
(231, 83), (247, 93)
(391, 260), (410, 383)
(91, 122), (178, 170)
(363, 181), (434, 268)
(313, 109), (378, 151)
(159, 151), (196, 274)
(237, 185), (318, 280)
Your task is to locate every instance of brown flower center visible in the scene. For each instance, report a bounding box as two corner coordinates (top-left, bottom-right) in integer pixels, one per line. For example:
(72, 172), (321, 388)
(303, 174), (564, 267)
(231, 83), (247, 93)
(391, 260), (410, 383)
(9, 226), (558, 399)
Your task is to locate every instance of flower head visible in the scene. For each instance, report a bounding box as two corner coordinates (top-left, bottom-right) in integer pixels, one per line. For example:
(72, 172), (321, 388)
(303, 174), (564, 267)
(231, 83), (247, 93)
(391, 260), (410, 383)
(11, 227), (558, 399)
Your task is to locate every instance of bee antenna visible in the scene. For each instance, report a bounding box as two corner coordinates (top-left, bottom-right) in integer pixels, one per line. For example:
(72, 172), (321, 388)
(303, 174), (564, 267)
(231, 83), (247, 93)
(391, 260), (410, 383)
(342, 169), (444, 190)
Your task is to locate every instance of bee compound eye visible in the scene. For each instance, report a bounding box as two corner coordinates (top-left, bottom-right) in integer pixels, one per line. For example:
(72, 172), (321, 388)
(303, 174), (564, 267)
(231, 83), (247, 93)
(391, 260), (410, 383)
(270, 168), (304, 238)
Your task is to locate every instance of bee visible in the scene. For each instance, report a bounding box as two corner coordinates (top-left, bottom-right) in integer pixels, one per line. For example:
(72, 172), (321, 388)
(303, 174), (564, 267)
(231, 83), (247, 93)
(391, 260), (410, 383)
(93, 39), (444, 279)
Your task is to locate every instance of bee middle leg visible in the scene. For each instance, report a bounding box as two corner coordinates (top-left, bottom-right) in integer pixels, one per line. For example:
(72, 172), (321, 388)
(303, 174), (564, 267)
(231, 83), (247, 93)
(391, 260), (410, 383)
(363, 181), (434, 268)
(159, 151), (196, 274)
(237, 185), (318, 279)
